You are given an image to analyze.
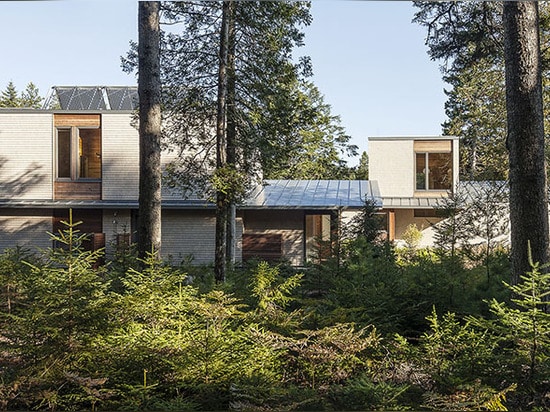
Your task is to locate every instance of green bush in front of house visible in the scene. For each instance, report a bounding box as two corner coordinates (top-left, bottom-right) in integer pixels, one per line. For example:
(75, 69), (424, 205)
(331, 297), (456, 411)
(0, 215), (548, 410)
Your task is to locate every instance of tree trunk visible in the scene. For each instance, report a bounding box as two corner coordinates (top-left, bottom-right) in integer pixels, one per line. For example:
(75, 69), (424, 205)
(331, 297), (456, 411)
(503, 1), (549, 283)
(226, 0), (237, 267)
(214, 1), (231, 282)
(137, 1), (162, 260)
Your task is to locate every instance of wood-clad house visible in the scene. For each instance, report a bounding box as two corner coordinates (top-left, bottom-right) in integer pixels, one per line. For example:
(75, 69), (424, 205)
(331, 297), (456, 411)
(368, 135), (460, 245)
(0, 86), (379, 266)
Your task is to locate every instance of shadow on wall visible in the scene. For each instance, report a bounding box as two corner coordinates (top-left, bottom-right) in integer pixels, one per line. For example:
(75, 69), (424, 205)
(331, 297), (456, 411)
(0, 212), (52, 252)
(0, 157), (48, 198)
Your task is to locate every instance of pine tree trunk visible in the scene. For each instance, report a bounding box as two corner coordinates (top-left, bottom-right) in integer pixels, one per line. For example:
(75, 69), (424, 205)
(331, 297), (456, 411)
(137, 1), (162, 260)
(503, 1), (549, 283)
(214, 1), (231, 282)
(226, 1), (237, 267)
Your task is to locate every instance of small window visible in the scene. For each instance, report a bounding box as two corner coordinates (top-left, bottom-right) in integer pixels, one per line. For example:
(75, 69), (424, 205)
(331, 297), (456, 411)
(416, 152), (452, 190)
(414, 209), (443, 218)
(305, 214), (332, 262)
(57, 129), (71, 178)
(56, 127), (101, 180)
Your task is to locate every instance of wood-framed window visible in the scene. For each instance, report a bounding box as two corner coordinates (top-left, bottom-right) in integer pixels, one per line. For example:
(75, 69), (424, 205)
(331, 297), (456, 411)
(54, 114), (102, 200)
(56, 126), (101, 181)
(415, 152), (452, 191)
(305, 213), (332, 262)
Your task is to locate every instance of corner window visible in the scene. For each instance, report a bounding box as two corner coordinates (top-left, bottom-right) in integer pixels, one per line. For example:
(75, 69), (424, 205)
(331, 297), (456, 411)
(56, 127), (101, 180)
(415, 152), (452, 190)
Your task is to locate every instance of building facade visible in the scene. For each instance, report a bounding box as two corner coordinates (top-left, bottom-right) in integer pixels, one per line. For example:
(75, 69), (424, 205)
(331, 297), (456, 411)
(0, 88), (378, 265)
(368, 135), (460, 245)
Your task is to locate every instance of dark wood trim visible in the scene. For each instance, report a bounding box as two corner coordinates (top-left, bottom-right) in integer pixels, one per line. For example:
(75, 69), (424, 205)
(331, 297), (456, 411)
(54, 181), (101, 200)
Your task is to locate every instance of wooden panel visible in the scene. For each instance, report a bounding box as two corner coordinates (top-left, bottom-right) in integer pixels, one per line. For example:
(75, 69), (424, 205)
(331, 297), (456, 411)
(242, 233), (283, 262)
(414, 140), (451, 152)
(53, 209), (103, 234)
(54, 114), (101, 127)
(54, 182), (101, 200)
(388, 210), (395, 241)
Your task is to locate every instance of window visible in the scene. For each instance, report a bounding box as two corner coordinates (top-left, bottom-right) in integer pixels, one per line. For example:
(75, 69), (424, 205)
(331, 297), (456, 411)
(305, 214), (332, 261)
(414, 208), (444, 218)
(415, 152), (452, 190)
(56, 127), (101, 180)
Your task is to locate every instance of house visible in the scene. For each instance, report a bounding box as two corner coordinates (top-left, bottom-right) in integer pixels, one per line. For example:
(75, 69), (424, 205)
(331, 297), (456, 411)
(0, 86), (379, 266)
(368, 135), (460, 246)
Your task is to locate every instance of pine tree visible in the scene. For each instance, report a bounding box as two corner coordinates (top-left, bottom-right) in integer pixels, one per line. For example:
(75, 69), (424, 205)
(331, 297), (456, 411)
(0, 81), (21, 107)
(20, 82), (43, 108)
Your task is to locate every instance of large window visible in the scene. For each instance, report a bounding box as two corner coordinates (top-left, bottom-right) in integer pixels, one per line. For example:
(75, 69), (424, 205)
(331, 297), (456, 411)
(56, 127), (101, 180)
(415, 152), (452, 190)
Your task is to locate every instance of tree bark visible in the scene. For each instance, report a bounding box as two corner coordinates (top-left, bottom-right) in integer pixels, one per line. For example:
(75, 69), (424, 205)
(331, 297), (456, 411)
(226, 0), (237, 267)
(503, 1), (549, 283)
(214, 1), (231, 282)
(137, 1), (162, 260)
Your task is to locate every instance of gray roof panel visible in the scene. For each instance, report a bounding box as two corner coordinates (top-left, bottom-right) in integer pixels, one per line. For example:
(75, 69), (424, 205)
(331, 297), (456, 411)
(244, 180), (380, 209)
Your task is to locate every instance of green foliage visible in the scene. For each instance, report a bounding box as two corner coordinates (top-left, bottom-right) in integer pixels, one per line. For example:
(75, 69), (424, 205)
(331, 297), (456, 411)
(0, 81), (44, 108)
(1, 222), (547, 410)
(402, 223), (422, 250)
(469, 258), (550, 408)
(413, 2), (550, 179)
(210, 164), (248, 202)
(421, 308), (497, 390)
(345, 197), (385, 242)
(329, 375), (410, 411)
(0, 212), (113, 410)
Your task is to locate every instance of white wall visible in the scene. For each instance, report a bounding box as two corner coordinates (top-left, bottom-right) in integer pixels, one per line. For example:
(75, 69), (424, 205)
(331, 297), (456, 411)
(368, 138), (414, 198)
(161, 209), (243, 265)
(101, 113), (140, 200)
(0, 209), (52, 252)
(0, 112), (53, 200)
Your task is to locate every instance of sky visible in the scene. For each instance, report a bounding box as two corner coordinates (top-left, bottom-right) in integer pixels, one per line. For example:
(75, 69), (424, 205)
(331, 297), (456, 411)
(0, 0), (448, 165)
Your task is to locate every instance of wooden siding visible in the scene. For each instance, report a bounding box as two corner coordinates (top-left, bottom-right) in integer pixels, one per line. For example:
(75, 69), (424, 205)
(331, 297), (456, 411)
(0, 209), (52, 252)
(0, 113), (53, 200)
(53, 209), (103, 233)
(242, 210), (304, 266)
(161, 210), (243, 264)
(101, 113), (140, 200)
(413, 140), (452, 152)
(242, 233), (283, 262)
(54, 114), (101, 127)
(54, 181), (101, 200)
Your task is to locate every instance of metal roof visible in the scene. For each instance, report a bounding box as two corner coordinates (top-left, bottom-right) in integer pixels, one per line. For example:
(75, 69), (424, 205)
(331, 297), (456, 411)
(0, 180), (380, 210)
(381, 196), (443, 209)
(243, 180), (380, 209)
(381, 181), (509, 209)
(48, 86), (138, 110)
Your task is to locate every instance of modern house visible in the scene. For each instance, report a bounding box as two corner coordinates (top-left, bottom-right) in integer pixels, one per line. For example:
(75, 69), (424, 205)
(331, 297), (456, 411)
(368, 135), (460, 245)
(0, 86), (379, 266)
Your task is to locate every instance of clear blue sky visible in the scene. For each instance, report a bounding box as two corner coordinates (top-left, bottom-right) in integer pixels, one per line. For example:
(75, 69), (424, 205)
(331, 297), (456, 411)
(0, 1), (448, 164)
